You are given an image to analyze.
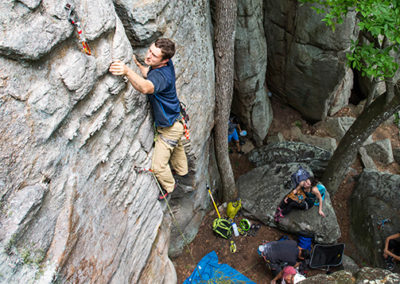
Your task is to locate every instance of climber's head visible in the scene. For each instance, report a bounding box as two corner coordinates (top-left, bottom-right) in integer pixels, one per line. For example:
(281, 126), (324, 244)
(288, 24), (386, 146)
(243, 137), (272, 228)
(145, 38), (175, 68)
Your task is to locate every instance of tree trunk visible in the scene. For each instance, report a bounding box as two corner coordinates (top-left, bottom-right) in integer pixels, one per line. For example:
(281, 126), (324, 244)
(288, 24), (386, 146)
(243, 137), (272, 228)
(322, 85), (400, 195)
(213, 0), (237, 202)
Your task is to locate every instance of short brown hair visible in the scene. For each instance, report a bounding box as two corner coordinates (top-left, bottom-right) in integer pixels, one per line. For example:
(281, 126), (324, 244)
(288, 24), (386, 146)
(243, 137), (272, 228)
(154, 38), (175, 60)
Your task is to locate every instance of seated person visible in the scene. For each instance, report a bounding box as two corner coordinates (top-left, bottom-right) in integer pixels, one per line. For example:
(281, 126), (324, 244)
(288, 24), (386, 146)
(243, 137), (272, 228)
(275, 177), (326, 222)
(271, 266), (306, 284)
(303, 178), (326, 217)
(258, 239), (310, 277)
(383, 232), (400, 270)
(228, 115), (244, 154)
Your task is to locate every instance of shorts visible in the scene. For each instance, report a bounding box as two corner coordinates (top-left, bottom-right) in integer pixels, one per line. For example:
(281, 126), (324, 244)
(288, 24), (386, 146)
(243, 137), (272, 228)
(228, 128), (239, 142)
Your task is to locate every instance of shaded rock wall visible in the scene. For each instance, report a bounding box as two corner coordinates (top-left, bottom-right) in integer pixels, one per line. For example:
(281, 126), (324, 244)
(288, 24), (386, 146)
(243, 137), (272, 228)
(264, 0), (357, 121)
(350, 169), (400, 271)
(0, 0), (214, 283)
(233, 0), (272, 146)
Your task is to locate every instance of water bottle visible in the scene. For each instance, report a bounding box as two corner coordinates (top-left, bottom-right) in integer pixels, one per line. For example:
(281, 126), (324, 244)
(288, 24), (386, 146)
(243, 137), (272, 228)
(232, 222), (239, 237)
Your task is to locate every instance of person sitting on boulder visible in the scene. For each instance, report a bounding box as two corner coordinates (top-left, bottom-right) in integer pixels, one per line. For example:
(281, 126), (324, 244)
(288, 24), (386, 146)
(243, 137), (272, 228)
(270, 265), (306, 284)
(383, 232), (400, 271)
(303, 178), (326, 217)
(275, 177), (326, 222)
(274, 181), (308, 222)
(258, 239), (310, 278)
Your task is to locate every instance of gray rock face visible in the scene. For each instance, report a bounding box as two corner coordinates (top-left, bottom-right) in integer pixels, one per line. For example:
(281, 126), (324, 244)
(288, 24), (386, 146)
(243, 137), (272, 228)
(233, 0), (272, 146)
(0, 0), (215, 283)
(350, 169), (400, 270)
(363, 139), (394, 165)
(287, 126), (337, 153)
(359, 147), (377, 170)
(248, 141), (332, 178)
(237, 163), (340, 243)
(314, 116), (356, 141)
(393, 148), (400, 164)
(301, 267), (400, 283)
(264, 1), (357, 121)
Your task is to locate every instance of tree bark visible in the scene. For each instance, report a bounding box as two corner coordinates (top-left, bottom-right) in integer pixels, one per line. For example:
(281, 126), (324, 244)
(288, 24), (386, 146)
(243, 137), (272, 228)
(322, 84), (400, 195)
(213, 0), (237, 202)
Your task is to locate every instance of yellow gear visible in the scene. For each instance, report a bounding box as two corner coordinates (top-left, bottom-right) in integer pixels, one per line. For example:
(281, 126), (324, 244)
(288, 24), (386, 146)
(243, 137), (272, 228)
(230, 241), (237, 253)
(226, 199), (242, 219)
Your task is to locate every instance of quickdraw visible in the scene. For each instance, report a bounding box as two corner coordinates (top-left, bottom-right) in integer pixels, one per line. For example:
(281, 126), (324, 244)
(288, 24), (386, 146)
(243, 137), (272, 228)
(65, 3), (92, 55)
(180, 102), (190, 140)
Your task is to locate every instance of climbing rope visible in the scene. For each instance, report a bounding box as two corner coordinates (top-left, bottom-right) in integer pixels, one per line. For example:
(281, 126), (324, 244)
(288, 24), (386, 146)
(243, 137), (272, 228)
(135, 166), (259, 283)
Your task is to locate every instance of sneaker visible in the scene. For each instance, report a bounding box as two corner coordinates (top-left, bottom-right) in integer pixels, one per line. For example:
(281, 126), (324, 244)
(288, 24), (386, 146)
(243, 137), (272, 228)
(158, 189), (169, 201)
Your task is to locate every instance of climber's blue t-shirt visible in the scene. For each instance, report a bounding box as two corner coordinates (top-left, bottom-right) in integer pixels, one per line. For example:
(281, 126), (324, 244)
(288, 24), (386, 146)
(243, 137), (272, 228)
(147, 60), (181, 127)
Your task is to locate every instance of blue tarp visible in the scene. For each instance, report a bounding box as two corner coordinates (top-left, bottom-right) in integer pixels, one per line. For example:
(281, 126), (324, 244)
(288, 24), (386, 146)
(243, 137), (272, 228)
(184, 251), (256, 283)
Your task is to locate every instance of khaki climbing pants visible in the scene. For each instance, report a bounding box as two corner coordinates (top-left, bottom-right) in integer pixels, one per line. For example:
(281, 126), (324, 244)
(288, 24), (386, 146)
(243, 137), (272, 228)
(152, 120), (188, 193)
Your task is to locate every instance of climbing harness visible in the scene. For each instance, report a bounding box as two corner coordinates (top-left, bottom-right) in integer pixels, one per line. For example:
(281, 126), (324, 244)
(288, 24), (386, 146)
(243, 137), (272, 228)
(65, 3), (92, 55)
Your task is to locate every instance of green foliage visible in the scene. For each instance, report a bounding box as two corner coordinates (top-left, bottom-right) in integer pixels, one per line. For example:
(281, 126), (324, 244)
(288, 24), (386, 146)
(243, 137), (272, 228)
(20, 247), (45, 265)
(299, 0), (400, 80)
(4, 234), (17, 255)
(394, 112), (400, 126)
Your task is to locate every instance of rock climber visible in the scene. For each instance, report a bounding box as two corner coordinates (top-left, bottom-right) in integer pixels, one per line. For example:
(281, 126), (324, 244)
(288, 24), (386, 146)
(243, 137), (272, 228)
(109, 38), (188, 201)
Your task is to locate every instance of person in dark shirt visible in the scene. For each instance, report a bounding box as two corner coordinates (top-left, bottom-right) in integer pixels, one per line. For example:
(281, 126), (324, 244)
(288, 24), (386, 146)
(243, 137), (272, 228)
(109, 38), (188, 200)
(258, 239), (310, 277)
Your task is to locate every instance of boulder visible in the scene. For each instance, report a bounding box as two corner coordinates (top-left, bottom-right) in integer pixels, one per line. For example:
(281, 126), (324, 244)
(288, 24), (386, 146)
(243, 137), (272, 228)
(288, 126), (337, 153)
(301, 267), (400, 283)
(0, 0), (216, 282)
(314, 117), (356, 141)
(363, 139), (394, 165)
(264, 1), (357, 121)
(237, 163), (340, 244)
(248, 141), (332, 178)
(350, 169), (400, 270)
(358, 147), (377, 170)
(341, 254), (360, 274)
(232, 0), (272, 146)
(393, 148), (400, 164)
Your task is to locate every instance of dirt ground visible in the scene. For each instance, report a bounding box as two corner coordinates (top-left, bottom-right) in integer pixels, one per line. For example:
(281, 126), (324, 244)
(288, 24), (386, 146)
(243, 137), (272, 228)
(172, 98), (400, 283)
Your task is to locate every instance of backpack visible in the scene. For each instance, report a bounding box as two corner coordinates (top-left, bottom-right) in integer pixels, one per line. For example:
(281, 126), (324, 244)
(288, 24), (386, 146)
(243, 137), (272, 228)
(212, 218), (232, 239)
(291, 166), (311, 189)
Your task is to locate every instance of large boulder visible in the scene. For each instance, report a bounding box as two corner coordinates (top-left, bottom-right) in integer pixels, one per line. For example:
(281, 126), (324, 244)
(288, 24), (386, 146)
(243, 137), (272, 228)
(301, 267), (400, 283)
(350, 169), (400, 271)
(233, 0), (273, 146)
(363, 138), (394, 165)
(237, 163), (340, 244)
(264, 1), (357, 121)
(0, 0), (215, 282)
(248, 141), (332, 178)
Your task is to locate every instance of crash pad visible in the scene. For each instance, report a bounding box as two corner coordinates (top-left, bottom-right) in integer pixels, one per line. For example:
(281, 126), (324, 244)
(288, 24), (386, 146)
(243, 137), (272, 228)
(184, 251), (255, 283)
